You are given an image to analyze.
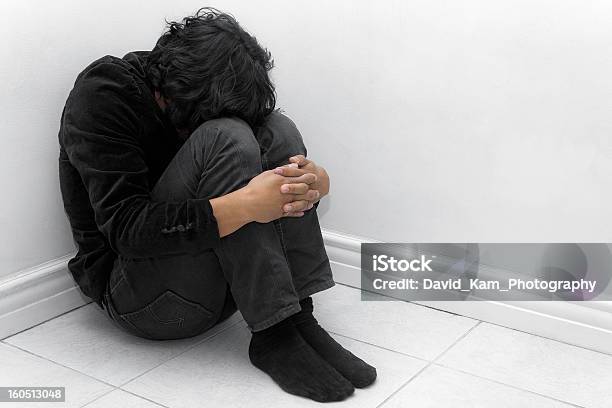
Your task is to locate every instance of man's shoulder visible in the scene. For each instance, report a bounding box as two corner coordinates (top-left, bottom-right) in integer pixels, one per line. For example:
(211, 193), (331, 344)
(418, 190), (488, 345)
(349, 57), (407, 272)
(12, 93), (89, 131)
(75, 52), (148, 84)
(70, 55), (141, 100)
(59, 54), (147, 147)
(63, 54), (147, 127)
(79, 54), (126, 76)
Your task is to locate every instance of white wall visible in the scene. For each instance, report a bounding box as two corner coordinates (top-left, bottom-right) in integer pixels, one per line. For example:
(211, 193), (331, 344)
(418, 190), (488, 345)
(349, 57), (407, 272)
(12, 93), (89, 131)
(2, 0), (612, 280)
(264, 0), (612, 243)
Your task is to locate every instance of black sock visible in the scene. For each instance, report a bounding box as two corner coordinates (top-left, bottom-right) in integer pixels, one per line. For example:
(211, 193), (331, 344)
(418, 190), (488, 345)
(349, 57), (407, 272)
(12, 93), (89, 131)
(291, 297), (377, 388)
(249, 316), (354, 402)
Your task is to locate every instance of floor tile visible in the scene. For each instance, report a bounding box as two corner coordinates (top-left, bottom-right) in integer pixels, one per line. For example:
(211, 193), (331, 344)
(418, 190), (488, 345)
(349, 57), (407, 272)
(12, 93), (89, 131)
(123, 322), (427, 408)
(4, 304), (241, 386)
(84, 389), (164, 408)
(382, 364), (573, 408)
(0, 342), (111, 408)
(437, 323), (612, 407)
(312, 284), (478, 360)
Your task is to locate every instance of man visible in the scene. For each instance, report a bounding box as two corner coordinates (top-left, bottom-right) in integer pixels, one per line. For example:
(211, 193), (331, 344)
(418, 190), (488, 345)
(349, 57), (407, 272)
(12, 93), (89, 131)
(58, 7), (375, 402)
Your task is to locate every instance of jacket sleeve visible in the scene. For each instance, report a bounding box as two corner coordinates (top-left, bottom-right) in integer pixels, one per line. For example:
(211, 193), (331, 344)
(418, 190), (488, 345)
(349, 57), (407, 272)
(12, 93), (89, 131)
(61, 60), (220, 258)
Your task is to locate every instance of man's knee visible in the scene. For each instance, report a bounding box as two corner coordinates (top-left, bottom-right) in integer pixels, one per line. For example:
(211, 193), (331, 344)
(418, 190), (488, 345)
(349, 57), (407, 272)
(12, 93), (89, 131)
(177, 116), (267, 197)
(258, 111), (307, 168)
(188, 116), (263, 177)
(151, 116), (263, 201)
(191, 116), (260, 157)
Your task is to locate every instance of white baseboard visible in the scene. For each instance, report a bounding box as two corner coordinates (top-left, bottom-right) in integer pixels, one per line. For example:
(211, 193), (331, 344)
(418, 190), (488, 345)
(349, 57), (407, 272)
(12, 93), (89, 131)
(0, 254), (88, 340)
(322, 229), (612, 355)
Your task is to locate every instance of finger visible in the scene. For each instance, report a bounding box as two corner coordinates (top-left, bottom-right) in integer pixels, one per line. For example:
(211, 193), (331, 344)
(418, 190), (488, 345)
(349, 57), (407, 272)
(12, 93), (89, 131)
(273, 165), (309, 177)
(282, 211), (305, 218)
(280, 183), (309, 194)
(283, 200), (310, 213)
(291, 190), (320, 202)
(289, 155), (310, 166)
(283, 173), (317, 185)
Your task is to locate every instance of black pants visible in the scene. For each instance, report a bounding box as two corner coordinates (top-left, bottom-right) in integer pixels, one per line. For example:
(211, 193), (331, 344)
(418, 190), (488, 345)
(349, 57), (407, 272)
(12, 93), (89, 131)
(103, 112), (334, 340)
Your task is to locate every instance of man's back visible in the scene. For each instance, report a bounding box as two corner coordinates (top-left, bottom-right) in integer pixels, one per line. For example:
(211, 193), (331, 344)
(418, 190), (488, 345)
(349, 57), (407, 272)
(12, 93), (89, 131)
(58, 51), (182, 307)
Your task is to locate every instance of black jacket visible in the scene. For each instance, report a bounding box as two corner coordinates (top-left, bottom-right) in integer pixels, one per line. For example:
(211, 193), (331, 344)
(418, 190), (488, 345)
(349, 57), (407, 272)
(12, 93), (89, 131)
(58, 51), (221, 308)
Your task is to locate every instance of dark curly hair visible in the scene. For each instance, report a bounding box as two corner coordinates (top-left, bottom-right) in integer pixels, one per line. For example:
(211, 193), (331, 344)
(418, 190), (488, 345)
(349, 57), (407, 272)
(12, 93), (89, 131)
(146, 7), (276, 133)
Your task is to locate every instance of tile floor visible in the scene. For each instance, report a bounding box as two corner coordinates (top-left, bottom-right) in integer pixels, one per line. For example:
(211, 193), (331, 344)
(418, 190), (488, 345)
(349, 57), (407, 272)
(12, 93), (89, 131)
(2, 283), (611, 408)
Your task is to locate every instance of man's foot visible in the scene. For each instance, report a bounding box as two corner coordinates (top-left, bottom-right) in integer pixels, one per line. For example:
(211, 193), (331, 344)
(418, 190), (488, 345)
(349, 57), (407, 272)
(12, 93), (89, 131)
(249, 317), (355, 402)
(292, 297), (377, 388)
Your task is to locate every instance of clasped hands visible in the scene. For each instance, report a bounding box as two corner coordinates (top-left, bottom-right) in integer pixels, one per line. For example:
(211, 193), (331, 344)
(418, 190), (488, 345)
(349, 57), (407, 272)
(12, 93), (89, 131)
(275, 155), (329, 217)
(243, 155), (329, 223)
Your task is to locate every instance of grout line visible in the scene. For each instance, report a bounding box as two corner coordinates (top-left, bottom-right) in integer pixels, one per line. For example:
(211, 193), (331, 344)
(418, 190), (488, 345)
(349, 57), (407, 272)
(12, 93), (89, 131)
(117, 317), (244, 389)
(375, 362), (430, 408)
(115, 389), (172, 408)
(477, 320), (612, 358)
(429, 321), (482, 362)
(328, 331), (429, 362)
(337, 282), (472, 318)
(81, 388), (171, 408)
(375, 321), (482, 408)
(2, 341), (119, 388)
(78, 387), (118, 408)
(432, 362), (586, 408)
(1, 301), (93, 341)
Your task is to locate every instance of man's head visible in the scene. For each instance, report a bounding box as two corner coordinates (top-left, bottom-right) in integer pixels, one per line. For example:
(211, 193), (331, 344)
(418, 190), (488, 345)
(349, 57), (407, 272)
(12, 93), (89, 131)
(146, 7), (276, 134)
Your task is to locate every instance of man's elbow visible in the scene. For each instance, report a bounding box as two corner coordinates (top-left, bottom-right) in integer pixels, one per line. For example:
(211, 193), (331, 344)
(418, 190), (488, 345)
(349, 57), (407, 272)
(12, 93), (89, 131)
(108, 228), (141, 258)
(103, 216), (151, 258)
